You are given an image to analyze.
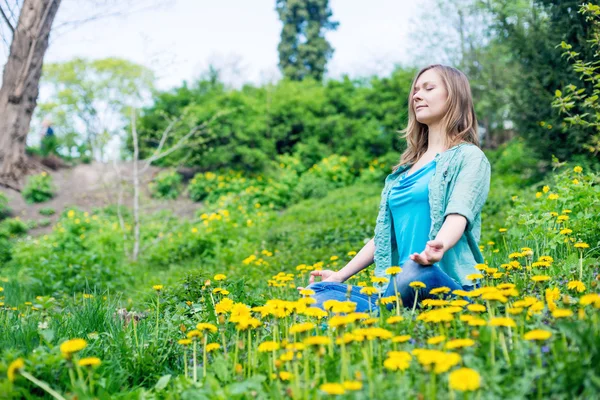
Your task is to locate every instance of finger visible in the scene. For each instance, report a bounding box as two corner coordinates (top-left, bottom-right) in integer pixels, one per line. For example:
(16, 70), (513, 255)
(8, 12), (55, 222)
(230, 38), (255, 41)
(297, 286), (304, 291)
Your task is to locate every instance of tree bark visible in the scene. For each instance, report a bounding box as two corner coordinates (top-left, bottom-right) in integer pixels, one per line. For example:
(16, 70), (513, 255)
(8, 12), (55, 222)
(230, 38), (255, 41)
(0, 0), (62, 190)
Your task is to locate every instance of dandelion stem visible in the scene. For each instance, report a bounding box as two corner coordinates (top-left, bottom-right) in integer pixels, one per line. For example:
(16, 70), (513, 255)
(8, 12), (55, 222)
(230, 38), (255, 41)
(193, 339), (198, 383)
(202, 334), (208, 380)
(21, 371), (67, 400)
(411, 290), (419, 315)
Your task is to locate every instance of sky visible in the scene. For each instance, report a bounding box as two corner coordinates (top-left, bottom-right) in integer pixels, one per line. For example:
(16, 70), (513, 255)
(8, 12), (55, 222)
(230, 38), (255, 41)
(0, 0), (422, 90)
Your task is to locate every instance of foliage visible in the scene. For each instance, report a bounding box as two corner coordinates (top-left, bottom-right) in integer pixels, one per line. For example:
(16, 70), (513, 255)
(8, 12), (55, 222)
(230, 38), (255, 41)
(134, 70), (412, 173)
(36, 57), (155, 161)
(552, 3), (600, 158)
(21, 172), (55, 204)
(484, 0), (599, 163)
(148, 170), (183, 200)
(38, 207), (55, 216)
(0, 192), (9, 219)
(0, 218), (28, 237)
(276, 0), (339, 81)
(0, 163), (599, 398)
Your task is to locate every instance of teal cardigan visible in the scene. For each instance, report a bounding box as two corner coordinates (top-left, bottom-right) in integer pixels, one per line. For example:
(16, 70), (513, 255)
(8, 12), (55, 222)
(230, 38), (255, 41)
(373, 142), (491, 291)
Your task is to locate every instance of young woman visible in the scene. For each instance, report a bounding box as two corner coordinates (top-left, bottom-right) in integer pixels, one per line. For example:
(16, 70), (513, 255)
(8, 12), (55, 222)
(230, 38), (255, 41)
(299, 64), (491, 312)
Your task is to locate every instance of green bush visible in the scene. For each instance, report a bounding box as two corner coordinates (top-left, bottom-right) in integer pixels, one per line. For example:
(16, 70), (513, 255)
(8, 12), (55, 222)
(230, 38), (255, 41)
(148, 170), (182, 199)
(0, 218), (28, 236)
(0, 192), (9, 219)
(22, 172), (55, 204)
(38, 207), (56, 216)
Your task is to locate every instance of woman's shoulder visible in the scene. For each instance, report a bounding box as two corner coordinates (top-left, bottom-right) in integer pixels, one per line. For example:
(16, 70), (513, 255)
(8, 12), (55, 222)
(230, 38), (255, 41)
(456, 143), (490, 165)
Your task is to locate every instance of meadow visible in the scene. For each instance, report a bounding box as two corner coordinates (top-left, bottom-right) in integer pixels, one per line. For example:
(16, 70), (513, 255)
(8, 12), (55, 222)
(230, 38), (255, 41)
(1, 142), (599, 399)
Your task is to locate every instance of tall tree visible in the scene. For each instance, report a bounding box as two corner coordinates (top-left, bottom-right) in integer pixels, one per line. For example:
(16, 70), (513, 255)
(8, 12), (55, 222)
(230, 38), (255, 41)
(37, 57), (155, 161)
(276, 0), (339, 82)
(484, 0), (597, 163)
(0, 0), (62, 190)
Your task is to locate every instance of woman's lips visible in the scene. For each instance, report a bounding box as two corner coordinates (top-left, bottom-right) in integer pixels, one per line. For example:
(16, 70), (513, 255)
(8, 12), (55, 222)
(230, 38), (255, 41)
(416, 105), (427, 110)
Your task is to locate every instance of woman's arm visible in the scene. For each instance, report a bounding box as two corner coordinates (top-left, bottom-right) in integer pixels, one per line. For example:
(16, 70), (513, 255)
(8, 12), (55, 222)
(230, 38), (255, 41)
(331, 238), (376, 282)
(435, 214), (467, 251)
(409, 215), (466, 265)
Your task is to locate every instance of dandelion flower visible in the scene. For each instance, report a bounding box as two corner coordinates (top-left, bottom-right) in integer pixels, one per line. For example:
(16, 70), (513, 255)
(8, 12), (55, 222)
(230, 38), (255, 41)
(206, 343), (220, 352)
(574, 242), (589, 249)
(489, 317), (516, 328)
(573, 166), (583, 173)
(289, 322), (315, 334)
(385, 266), (402, 275)
(467, 304), (486, 313)
(445, 338), (475, 350)
(342, 381), (362, 391)
(449, 368), (481, 391)
(196, 323), (218, 333)
(567, 280), (586, 293)
(258, 341), (280, 352)
(392, 335), (411, 343)
(531, 275), (551, 282)
(152, 285), (164, 291)
(320, 383), (346, 395)
(542, 185), (550, 193)
(279, 371), (293, 381)
(213, 274), (226, 281)
(178, 339), (192, 346)
(359, 287), (378, 296)
(427, 335), (446, 345)
(523, 329), (552, 341)
(7, 358), (24, 382)
(78, 357), (101, 367)
(551, 309), (573, 319)
(386, 316), (404, 324)
(60, 338), (87, 357)
(409, 281), (426, 289)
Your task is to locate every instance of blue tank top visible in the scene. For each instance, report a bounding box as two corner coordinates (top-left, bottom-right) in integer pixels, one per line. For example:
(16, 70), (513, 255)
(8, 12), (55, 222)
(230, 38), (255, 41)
(387, 158), (436, 266)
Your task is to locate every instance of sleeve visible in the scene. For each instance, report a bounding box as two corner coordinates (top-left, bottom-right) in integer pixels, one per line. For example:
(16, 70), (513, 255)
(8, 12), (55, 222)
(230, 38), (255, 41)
(443, 151), (491, 232)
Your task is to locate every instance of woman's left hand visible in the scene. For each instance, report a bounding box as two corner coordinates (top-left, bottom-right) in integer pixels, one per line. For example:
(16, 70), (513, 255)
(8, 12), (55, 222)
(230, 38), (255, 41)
(409, 239), (445, 265)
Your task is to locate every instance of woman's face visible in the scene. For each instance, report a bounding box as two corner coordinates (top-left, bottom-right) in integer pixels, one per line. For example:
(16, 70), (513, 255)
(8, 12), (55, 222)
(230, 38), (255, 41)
(412, 69), (448, 126)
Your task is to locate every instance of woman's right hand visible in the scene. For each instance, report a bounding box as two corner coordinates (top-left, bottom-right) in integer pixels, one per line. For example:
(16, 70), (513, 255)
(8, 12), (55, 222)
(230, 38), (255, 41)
(297, 269), (343, 292)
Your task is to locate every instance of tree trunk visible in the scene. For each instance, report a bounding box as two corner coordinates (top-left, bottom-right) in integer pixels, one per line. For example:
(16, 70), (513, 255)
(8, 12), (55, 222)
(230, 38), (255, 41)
(0, 0), (62, 190)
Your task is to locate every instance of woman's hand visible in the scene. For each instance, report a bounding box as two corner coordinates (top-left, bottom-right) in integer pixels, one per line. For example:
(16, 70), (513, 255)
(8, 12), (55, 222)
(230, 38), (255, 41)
(409, 239), (445, 265)
(297, 270), (342, 292)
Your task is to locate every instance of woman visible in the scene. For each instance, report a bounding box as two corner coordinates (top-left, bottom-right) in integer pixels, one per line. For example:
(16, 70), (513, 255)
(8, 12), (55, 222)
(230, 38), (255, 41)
(300, 64), (491, 312)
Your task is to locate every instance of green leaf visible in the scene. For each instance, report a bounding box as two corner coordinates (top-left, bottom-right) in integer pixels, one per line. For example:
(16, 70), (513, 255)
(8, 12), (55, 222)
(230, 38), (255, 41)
(155, 374), (171, 391)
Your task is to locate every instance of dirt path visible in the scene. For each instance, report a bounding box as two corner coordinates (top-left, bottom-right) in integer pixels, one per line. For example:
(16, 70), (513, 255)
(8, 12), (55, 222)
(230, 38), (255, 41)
(1, 162), (200, 236)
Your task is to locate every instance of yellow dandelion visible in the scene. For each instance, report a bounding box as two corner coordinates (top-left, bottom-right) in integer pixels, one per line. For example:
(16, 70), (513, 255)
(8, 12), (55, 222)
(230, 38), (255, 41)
(78, 357), (101, 367)
(320, 383), (346, 395)
(489, 317), (516, 328)
(449, 368), (481, 391)
(445, 338), (475, 350)
(342, 381), (362, 391)
(409, 281), (426, 289)
(523, 329), (552, 341)
(567, 280), (586, 293)
(7, 358), (25, 382)
(206, 343), (221, 352)
(573, 166), (582, 173)
(213, 274), (226, 281)
(60, 338), (87, 356)
(427, 335), (446, 345)
(152, 285), (164, 291)
(258, 341), (280, 352)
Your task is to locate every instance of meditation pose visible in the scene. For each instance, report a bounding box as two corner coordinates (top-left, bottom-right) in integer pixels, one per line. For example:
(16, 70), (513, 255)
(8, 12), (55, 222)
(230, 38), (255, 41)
(299, 64), (491, 312)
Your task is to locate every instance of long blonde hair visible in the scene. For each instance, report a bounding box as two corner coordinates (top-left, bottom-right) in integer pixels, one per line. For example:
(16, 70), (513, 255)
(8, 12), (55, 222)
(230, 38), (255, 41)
(392, 64), (479, 173)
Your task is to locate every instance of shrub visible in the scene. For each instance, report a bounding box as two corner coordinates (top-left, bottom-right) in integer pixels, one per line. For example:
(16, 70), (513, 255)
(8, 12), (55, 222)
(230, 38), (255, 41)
(0, 192), (9, 219)
(148, 170), (182, 199)
(22, 172), (55, 204)
(0, 218), (28, 236)
(38, 207), (56, 216)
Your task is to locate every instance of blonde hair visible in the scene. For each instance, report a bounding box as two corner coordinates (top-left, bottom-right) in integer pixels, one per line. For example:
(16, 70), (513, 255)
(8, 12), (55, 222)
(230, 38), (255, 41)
(392, 64), (479, 173)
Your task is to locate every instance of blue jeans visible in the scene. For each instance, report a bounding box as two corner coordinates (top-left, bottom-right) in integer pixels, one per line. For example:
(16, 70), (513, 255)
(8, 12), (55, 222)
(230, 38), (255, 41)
(306, 259), (475, 314)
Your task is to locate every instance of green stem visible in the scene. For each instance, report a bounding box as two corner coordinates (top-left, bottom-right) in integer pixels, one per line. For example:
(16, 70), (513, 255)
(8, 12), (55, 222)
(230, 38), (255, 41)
(203, 334), (208, 380)
(193, 340), (198, 383)
(21, 371), (66, 400)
